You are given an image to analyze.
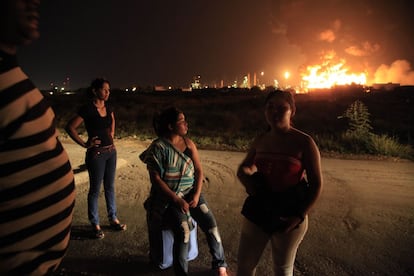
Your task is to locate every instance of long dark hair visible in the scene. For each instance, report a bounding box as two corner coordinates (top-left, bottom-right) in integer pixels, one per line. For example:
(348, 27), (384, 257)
(153, 106), (183, 137)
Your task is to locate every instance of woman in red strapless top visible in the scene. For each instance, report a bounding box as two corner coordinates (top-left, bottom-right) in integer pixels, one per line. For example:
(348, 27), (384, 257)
(254, 151), (304, 192)
(237, 90), (323, 276)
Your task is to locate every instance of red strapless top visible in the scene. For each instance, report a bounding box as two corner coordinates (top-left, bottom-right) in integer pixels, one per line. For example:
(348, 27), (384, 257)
(254, 151), (304, 192)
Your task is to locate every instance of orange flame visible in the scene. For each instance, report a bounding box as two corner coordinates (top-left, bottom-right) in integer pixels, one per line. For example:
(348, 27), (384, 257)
(301, 56), (367, 90)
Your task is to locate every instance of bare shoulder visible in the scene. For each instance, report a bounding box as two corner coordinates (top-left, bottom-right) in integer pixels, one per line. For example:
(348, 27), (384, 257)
(184, 136), (198, 150)
(291, 128), (317, 146)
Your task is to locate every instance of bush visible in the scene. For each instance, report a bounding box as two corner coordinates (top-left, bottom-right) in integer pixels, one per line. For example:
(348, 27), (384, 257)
(314, 134), (347, 153)
(369, 134), (414, 159)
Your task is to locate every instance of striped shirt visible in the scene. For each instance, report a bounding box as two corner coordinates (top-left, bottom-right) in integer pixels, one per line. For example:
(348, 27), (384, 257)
(140, 138), (195, 214)
(141, 138), (195, 193)
(0, 50), (75, 275)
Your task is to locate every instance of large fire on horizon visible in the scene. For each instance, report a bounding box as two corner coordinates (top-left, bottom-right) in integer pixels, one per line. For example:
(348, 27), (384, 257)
(301, 52), (367, 90)
(298, 52), (414, 91)
(271, 0), (414, 91)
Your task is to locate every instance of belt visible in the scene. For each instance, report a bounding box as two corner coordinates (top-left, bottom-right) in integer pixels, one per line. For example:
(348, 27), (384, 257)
(88, 144), (115, 154)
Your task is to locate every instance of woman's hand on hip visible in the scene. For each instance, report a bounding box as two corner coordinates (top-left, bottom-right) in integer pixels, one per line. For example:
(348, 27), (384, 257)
(87, 136), (101, 148)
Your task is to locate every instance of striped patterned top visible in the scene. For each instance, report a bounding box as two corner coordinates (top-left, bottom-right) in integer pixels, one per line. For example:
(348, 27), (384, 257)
(140, 138), (195, 194)
(0, 50), (76, 275)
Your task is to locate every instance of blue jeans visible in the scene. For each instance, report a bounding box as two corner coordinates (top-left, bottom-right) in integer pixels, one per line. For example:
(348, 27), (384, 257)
(85, 147), (118, 226)
(164, 193), (227, 275)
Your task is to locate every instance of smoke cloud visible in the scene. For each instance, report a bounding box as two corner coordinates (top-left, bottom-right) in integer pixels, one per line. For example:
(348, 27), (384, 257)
(374, 60), (414, 85)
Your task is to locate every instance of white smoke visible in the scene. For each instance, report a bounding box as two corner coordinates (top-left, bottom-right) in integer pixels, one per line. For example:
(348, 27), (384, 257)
(373, 60), (414, 85)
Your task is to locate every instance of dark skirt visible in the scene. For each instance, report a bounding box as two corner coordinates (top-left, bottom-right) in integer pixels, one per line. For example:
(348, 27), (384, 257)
(241, 179), (309, 234)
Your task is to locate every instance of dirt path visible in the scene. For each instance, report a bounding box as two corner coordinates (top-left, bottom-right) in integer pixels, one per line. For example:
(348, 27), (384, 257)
(59, 139), (414, 275)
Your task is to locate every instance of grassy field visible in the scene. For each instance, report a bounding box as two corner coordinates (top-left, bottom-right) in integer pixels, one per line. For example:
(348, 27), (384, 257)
(48, 86), (414, 159)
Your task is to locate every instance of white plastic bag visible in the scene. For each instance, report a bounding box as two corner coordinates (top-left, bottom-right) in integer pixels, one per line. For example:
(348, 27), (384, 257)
(158, 220), (198, 269)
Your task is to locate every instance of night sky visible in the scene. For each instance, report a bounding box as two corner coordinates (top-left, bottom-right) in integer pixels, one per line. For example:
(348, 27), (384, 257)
(18, 0), (414, 90)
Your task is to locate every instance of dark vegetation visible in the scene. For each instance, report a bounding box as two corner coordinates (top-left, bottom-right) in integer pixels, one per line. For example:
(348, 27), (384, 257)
(47, 86), (414, 159)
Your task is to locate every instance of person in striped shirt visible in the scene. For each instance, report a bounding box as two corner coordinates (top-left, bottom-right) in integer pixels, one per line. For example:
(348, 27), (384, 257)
(140, 107), (228, 276)
(0, 0), (76, 275)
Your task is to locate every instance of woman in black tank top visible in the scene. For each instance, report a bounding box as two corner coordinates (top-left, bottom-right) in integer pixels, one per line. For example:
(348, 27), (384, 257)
(66, 78), (126, 239)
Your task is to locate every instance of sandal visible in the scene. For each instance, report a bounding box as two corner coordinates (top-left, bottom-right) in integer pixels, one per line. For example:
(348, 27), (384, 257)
(109, 221), (127, 231)
(92, 226), (104, 239)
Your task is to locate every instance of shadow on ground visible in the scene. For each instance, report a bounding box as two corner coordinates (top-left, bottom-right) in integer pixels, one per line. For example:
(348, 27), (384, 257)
(73, 164), (87, 174)
(56, 225), (217, 276)
(57, 256), (216, 276)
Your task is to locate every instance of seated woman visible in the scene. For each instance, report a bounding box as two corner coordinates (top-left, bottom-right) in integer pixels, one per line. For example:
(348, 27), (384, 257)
(140, 106), (228, 276)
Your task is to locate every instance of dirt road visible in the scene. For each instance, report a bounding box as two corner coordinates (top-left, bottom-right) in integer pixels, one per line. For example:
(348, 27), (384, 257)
(58, 139), (414, 276)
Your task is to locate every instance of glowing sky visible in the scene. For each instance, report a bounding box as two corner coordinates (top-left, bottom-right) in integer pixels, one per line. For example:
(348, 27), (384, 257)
(18, 0), (414, 90)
